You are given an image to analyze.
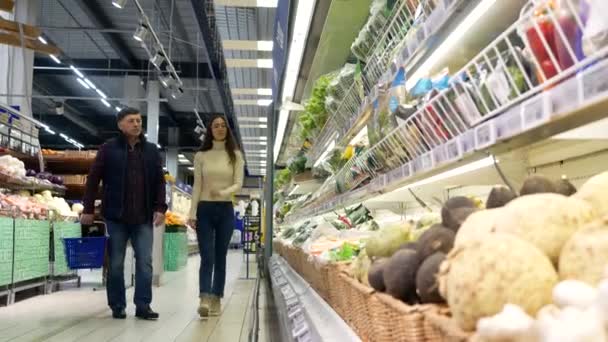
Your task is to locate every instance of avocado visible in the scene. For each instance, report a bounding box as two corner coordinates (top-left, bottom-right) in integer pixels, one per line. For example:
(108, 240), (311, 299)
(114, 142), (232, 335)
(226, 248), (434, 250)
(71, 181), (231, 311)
(383, 249), (422, 303)
(416, 225), (455, 260)
(520, 175), (557, 196)
(416, 252), (447, 304)
(368, 259), (388, 292)
(442, 196), (477, 230)
(555, 179), (577, 196)
(486, 185), (517, 209)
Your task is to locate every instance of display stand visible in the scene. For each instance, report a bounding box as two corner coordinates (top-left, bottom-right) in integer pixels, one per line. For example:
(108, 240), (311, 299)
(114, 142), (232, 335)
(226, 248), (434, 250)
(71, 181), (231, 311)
(242, 213), (260, 280)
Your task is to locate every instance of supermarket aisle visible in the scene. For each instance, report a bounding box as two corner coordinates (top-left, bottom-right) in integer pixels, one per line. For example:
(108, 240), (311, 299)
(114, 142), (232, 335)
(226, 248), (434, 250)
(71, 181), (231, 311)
(0, 250), (258, 342)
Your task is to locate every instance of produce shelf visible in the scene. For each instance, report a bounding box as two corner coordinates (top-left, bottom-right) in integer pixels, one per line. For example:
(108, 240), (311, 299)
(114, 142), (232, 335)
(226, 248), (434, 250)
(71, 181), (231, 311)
(42, 156), (95, 175)
(269, 256), (360, 342)
(288, 0), (608, 224)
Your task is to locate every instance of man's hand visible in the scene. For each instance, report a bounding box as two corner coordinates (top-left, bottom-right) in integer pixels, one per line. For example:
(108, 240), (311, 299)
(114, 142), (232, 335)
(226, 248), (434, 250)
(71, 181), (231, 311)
(187, 219), (197, 229)
(153, 212), (165, 227)
(80, 214), (94, 225)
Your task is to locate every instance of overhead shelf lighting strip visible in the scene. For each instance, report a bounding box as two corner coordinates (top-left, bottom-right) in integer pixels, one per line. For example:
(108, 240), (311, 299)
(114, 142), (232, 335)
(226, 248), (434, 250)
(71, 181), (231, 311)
(273, 0), (318, 163)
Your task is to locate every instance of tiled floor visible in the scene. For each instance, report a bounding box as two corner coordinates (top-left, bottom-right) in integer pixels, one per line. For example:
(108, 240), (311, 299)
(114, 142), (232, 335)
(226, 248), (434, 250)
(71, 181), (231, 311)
(0, 250), (265, 342)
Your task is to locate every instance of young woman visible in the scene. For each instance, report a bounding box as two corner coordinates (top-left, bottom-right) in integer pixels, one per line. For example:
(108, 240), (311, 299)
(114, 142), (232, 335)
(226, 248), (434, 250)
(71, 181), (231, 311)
(188, 115), (244, 317)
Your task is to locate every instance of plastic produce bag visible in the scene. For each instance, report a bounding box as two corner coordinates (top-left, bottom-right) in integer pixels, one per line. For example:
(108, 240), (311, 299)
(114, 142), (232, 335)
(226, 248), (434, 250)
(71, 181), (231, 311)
(582, 0), (607, 56)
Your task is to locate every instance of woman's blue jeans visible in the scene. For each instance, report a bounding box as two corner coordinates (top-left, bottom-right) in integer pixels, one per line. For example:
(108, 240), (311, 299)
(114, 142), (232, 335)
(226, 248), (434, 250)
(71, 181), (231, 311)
(196, 201), (235, 298)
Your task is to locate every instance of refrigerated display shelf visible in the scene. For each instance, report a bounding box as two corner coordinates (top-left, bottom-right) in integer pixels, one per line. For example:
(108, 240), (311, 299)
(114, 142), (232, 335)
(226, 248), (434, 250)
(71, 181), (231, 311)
(269, 256), (361, 342)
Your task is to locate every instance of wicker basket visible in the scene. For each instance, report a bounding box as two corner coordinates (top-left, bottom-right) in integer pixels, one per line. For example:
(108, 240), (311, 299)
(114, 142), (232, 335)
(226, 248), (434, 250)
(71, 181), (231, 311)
(368, 293), (430, 342)
(327, 262), (350, 318)
(423, 308), (473, 342)
(341, 274), (376, 341)
(309, 260), (330, 301)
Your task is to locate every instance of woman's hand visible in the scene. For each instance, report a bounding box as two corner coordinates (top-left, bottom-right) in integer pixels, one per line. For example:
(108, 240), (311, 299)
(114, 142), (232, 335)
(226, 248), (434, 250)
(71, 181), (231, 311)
(188, 219), (197, 229)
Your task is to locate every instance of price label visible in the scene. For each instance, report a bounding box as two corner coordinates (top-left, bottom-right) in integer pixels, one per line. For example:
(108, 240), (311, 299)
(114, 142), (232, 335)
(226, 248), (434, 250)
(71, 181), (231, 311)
(486, 65), (511, 106)
(443, 0), (456, 10)
(421, 152), (434, 171)
(432, 145), (448, 165)
(495, 107), (522, 140)
(386, 166), (403, 185)
(402, 163), (411, 178)
(582, 61), (608, 102)
(446, 138), (461, 161)
(416, 26), (426, 43)
(521, 95), (549, 130)
(550, 76), (580, 116)
(292, 321), (309, 338)
(288, 306), (302, 318)
(460, 130), (476, 154)
(475, 121), (496, 150)
(411, 157), (423, 174)
(401, 45), (410, 64)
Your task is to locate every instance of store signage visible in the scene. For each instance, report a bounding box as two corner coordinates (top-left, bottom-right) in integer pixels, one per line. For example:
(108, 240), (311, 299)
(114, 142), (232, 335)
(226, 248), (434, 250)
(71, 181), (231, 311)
(272, 0), (290, 101)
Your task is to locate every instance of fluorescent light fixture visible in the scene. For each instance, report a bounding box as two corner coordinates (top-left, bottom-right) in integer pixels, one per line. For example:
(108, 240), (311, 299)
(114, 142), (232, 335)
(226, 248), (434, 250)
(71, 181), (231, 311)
(101, 99), (111, 107)
(405, 0), (498, 90)
(157, 144), (162, 149)
(115, 106), (122, 112)
(242, 136), (267, 140)
(84, 78), (96, 89)
(238, 116), (268, 122)
(240, 124), (268, 129)
(231, 88), (273, 96)
(49, 54), (61, 64)
(313, 139), (336, 168)
(225, 59), (273, 69)
(133, 24), (149, 42)
(96, 89), (107, 98)
(222, 40), (274, 51)
(38, 36), (47, 44)
(213, 0), (278, 7)
(233, 99), (272, 106)
(257, 99), (272, 106)
(77, 78), (90, 89)
(188, 167), (194, 171)
(159, 75), (173, 88)
(246, 141), (268, 146)
(59, 133), (68, 139)
(178, 154), (186, 158)
(398, 156), (496, 190)
(288, 185), (300, 196)
(70, 65), (84, 78)
(45, 127), (56, 135)
(274, 0), (317, 162)
(112, 0), (127, 8)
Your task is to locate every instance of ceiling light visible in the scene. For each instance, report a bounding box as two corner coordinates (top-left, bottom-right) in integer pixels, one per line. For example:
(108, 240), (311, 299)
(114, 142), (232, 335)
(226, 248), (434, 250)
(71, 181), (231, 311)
(233, 99), (272, 106)
(178, 154), (186, 158)
(171, 87), (184, 99)
(157, 144), (162, 149)
(187, 167), (194, 171)
(70, 65), (84, 78)
(246, 141), (267, 145)
(240, 124), (267, 129)
(257, 99), (272, 106)
(96, 89), (107, 98)
(225, 59), (273, 69)
(101, 99), (111, 107)
(238, 116), (268, 122)
(115, 106), (122, 112)
(274, 0), (317, 162)
(55, 102), (64, 115)
(133, 24), (149, 42)
(38, 36), (47, 44)
(84, 78), (96, 89)
(45, 127), (56, 135)
(112, 0), (127, 8)
(231, 88), (273, 96)
(242, 136), (267, 140)
(49, 54), (61, 64)
(77, 78), (90, 89)
(150, 51), (165, 68)
(159, 75), (173, 88)
(59, 133), (68, 140)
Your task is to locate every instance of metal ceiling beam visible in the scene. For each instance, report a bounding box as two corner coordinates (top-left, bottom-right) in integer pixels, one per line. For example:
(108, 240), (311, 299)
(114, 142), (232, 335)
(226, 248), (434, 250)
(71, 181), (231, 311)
(189, 0), (243, 147)
(76, 1), (138, 68)
(34, 58), (213, 79)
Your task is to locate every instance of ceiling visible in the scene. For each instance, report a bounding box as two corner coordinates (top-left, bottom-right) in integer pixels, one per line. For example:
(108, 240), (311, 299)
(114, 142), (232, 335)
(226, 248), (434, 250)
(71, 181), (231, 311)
(31, 0), (274, 176)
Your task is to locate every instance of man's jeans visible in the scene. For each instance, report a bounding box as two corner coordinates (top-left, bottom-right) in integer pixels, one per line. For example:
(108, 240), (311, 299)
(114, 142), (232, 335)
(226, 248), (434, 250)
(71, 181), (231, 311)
(196, 201), (234, 298)
(105, 221), (153, 310)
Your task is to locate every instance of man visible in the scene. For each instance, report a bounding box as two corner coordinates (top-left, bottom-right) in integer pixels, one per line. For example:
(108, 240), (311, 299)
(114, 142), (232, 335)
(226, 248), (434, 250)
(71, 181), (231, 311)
(82, 107), (167, 320)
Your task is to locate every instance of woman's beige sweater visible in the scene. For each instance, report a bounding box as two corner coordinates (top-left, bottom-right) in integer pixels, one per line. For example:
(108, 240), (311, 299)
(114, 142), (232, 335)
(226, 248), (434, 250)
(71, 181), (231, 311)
(189, 140), (244, 219)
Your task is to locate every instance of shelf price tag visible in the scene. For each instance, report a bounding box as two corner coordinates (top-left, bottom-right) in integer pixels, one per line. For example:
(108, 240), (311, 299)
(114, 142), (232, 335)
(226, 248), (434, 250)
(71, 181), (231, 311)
(445, 138), (461, 162)
(549, 76), (581, 116)
(460, 130), (476, 154)
(521, 94), (550, 130)
(495, 106), (523, 140)
(432, 145), (448, 165)
(292, 321), (309, 339)
(400, 45), (410, 64)
(288, 306), (302, 319)
(420, 152), (433, 172)
(386, 166), (403, 185)
(475, 120), (496, 150)
(402, 162), (412, 178)
(581, 61), (608, 102)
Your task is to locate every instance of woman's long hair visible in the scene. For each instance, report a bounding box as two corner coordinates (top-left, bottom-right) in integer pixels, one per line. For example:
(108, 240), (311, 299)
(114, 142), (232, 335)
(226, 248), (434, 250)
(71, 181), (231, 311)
(200, 115), (239, 164)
